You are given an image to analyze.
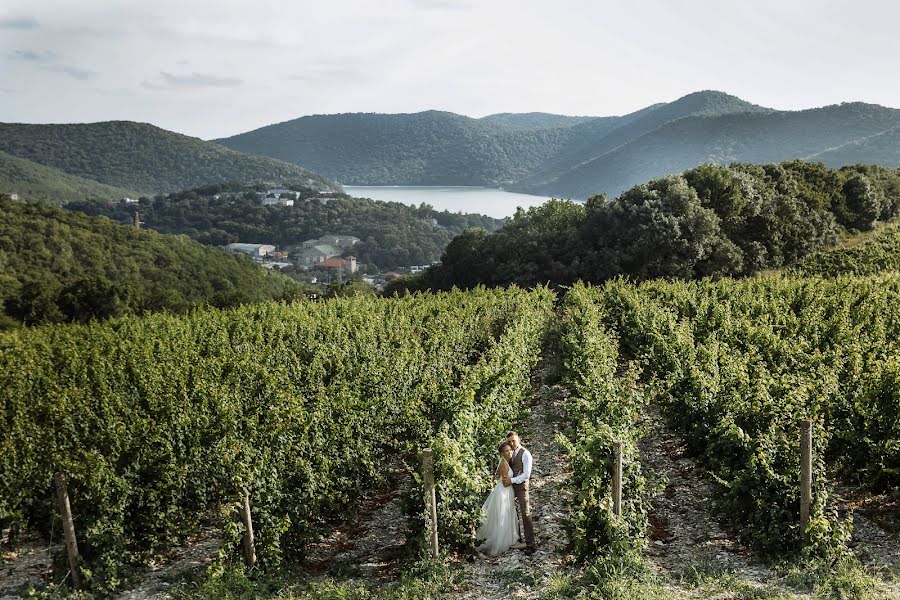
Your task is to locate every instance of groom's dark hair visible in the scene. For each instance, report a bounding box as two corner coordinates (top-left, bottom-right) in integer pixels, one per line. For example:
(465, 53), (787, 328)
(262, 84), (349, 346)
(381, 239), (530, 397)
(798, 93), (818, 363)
(507, 431), (519, 438)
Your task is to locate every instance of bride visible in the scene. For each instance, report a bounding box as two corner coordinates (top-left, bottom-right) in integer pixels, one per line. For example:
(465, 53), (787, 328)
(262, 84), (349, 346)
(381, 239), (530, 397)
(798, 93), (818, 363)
(476, 441), (518, 556)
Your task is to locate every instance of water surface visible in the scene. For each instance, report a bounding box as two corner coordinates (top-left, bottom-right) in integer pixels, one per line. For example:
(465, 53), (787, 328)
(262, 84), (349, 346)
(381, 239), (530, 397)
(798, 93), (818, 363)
(344, 185), (551, 219)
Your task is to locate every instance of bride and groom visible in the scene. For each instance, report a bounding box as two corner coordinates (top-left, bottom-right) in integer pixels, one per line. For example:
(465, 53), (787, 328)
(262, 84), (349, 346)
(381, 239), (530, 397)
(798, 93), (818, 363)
(476, 431), (536, 557)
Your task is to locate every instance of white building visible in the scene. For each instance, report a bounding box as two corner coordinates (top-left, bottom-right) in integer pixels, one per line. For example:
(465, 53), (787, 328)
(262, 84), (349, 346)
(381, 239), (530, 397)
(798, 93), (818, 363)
(261, 197), (295, 207)
(224, 243), (276, 258)
(266, 188), (301, 199)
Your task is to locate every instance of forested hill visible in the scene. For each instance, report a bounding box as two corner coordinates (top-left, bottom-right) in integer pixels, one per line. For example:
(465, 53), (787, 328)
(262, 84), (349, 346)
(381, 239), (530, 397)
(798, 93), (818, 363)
(0, 198), (303, 329)
(0, 121), (341, 195)
(215, 91), (765, 189)
(0, 150), (136, 203)
(216, 91), (900, 199)
(389, 161), (900, 292)
(66, 184), (503, 269)
(219, 110), (577, 186)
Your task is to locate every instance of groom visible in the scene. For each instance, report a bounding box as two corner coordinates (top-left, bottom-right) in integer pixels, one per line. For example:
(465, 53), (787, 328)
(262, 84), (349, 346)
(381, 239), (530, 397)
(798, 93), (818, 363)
(502, 431), (535, 555)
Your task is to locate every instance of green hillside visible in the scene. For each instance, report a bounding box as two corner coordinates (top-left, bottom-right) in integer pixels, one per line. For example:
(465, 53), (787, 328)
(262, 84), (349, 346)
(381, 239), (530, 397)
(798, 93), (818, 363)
(0, 121), (341, 195)
(0, 198), (304, 328)
(217, 91), (900, 199)
(790, 221), (900, 276)
(0, 150), (136, 204)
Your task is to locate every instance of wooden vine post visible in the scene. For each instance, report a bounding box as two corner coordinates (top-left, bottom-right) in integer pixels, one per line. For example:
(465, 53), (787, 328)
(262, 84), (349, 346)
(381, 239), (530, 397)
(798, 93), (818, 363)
(421, 448), (439, 557)
(238, 488), (257, 568)
(612, 442), (623, 517)
(800, 420), (812, 530)
(53, 472), (81, 589)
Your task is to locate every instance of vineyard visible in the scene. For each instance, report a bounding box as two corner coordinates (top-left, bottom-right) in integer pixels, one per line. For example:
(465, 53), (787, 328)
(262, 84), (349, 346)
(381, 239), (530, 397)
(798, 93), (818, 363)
(1, 274), (899, 597)
(571, 275), (900, 555)
(0, 288), (554, 592)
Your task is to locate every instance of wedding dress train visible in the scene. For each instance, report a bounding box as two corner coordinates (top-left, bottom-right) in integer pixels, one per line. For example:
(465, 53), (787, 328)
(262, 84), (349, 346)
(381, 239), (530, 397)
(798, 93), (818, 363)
(475, 463), (518, 556)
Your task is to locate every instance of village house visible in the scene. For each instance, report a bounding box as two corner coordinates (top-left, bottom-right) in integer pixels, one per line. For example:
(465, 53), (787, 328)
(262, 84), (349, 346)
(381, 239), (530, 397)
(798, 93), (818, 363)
(224, 243), (276, 259)
(319, 256), (358, 273)
(318, 234), (360, 249)
(295, 244), (342, 266)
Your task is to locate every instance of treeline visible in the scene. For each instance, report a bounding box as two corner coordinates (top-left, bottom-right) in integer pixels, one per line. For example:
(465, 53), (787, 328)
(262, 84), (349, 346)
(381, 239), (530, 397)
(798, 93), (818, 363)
(67, 184), (503, 269)
(0, 199), (305, 329)
(397, 161), (900, 291)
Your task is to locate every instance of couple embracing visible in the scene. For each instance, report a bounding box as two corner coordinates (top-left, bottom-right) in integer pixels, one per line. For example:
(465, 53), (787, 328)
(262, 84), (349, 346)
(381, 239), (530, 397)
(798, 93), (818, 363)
(476, 431), (536, 557)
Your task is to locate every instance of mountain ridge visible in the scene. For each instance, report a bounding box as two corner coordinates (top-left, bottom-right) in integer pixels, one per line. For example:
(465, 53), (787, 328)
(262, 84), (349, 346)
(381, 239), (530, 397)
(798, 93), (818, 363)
(215, 91), (900, 198)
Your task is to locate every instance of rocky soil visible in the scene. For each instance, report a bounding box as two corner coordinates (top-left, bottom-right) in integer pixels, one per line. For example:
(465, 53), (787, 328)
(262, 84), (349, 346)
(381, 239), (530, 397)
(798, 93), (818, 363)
(638, 404), (802, 597)
(0, 533), (53, 600)
(113, 527), (222, 600)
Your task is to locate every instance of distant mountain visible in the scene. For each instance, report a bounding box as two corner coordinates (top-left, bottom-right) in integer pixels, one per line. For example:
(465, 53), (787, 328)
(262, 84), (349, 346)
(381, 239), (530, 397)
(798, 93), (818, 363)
(479, 112), (596, 129)
(0, 150), (136, 204)
(216, 91), (900, 199)
(534, 102), (900, 198)
(0, 121), (341, 195)
(217, 110), (576, 186)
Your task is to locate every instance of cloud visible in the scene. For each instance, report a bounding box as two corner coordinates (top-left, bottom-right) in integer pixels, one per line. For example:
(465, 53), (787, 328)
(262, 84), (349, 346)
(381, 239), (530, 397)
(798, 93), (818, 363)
(286, 57), (369, 85)
(409, 0), (472, 10)
(8, 49), (55, 62)
(0, 87), (23, 94)
(142, 71), (243, 90)
(46, 64), (95, 80)
(0, 15), (39, 29)
(93, 87), (134, 97)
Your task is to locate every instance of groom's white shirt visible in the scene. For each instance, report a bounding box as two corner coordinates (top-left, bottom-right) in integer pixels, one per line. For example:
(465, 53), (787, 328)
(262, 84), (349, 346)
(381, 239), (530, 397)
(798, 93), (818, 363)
(510, 447), (533, 485)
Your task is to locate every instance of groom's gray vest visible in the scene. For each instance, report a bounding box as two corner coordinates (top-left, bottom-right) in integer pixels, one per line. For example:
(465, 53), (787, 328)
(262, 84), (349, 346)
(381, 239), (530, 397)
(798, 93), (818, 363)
(509, 446), (529, 491)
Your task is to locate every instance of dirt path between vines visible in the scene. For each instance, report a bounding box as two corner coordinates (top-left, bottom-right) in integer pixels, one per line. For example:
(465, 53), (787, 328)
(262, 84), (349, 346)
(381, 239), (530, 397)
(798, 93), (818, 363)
(301, 469), (412, 586)
(113, 526), (222, 600)
(451, 375), (574, 599)
(1, 533), (53, 600)
(639, 403), (811, 599)
(835, 486), (900, 596)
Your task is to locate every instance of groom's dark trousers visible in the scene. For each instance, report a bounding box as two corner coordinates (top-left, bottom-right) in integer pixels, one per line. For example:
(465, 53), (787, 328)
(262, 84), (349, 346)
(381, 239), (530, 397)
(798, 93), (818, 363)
(513, 483), (535, 548)
(510, 445), (535, 548)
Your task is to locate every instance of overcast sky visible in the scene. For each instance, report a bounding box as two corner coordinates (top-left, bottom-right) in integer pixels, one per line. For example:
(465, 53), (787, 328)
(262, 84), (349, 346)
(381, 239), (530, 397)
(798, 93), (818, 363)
(2, 0), (899, 139)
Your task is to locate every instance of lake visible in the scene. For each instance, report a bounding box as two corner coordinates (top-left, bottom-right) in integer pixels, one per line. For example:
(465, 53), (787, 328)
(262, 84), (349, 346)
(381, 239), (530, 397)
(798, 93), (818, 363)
(343, 186), (552, 219)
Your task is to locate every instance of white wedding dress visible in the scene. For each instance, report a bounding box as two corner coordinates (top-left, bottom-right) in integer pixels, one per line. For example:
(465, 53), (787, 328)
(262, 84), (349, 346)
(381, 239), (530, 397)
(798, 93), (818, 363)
(476, 460), (518, 556)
